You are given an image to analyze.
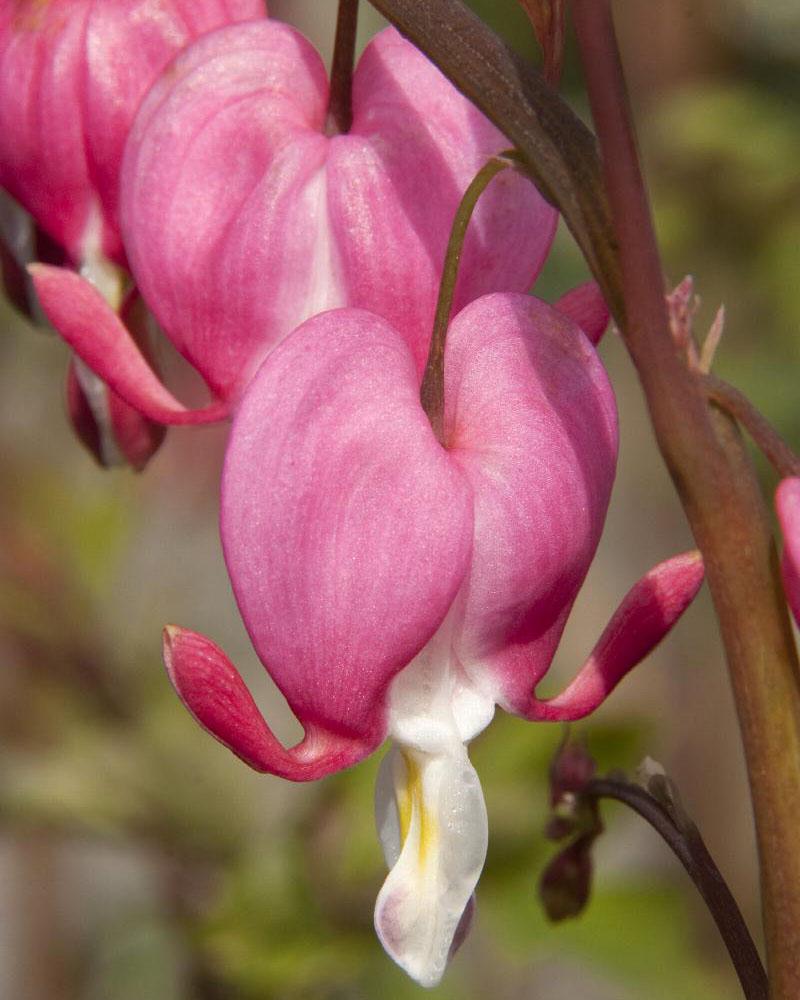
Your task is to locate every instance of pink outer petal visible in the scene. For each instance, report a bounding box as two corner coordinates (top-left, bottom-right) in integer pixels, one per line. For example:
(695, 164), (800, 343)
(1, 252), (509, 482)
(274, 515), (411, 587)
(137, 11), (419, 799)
(221, 308), (474, 745)
(0, 1), (265, 265)
(121, 22), (556, 401)
(328, 27), (557, 374)
(120, 19), (331, 399)
(0, 0), (99, 262)
(776, 477), (800, 628)
(163, 626), (374, 781)
(528, 550), (705, 720)
(30, 264), (228, 425)
(554, 281), (610, 346)
(83, 0), (266, 236)
(442, 293), (618, 714)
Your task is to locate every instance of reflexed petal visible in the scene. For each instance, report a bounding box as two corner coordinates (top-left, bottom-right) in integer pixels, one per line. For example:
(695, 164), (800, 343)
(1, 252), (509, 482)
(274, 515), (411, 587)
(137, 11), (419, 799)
(528, 550), (705, 720)
(30, 265), (228, 425)
(442, 293), (618, 714)
(163, 626), (375, 780)
(776, 477), (800, 628)
(374, 744), (487, 987)
(221, 308), (474, 748)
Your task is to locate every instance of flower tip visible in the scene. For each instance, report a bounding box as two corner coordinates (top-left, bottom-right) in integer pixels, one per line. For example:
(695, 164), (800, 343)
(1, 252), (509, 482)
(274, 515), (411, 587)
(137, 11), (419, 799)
(776, 478), (800, 627)
(162, 623), (180, 645)
(161, 624), (184, 682)
(528, 549), (705, 722)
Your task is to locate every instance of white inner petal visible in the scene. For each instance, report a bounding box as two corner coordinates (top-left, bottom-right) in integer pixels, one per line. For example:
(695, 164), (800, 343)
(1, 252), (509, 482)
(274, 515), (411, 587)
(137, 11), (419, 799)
(374, 743), (488, 989)
(293, 165), (346, 329)
(0, 190), (35, 268)
(80, 205), (126, 311)
(387, 611), (496, 753)
(373, 616), (496, 987)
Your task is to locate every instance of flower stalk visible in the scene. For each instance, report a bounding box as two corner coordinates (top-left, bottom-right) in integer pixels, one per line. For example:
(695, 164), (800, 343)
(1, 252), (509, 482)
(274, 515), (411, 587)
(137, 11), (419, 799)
(571, 1), (800, 994)
(586, 775), (767, 1000)
(420, 154), (514, 440)
(702, 373), (800, 480)
(542, 740), (767, 999)
(327, 0), (359, 134)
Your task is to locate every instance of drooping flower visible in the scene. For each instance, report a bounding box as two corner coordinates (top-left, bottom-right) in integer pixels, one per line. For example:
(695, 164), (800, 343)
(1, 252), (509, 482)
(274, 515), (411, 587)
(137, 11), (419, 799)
(163, 295), (704, 985)
(1, 0), (265, 461)
(31, 20), (557, 424)
(776, 477), (800, 627)
(1, 0), (266, 267)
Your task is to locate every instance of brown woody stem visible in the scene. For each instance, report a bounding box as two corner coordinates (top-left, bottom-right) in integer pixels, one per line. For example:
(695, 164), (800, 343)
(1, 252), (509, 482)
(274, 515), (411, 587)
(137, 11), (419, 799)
(572, 2), (800, 995)
(420, 155), (513, 440)
(327, 0), (359, 134)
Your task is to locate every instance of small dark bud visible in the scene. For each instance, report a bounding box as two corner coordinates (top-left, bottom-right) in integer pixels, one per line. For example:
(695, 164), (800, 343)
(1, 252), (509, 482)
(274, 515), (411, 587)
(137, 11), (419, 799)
(539, 832), (595, 922)
(549, 735), (596, 807)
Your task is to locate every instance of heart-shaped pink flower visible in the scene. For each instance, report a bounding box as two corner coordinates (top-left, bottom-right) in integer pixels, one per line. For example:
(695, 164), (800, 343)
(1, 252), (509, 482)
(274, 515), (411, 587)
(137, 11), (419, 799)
(33, 20), (557, 423)
(2, 0), (266, 461)
(1, 0), (265, 265)
(164, 295), (704, 984)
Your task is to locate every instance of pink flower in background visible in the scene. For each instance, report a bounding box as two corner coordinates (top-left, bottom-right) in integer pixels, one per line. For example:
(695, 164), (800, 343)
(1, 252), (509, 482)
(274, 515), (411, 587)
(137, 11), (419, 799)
(163, 295), (703, 985)
(776, 477), (800, 627)
(32, 20), (556, 425)
(1, 0), (265, 266)
(1, 0), (265, 461)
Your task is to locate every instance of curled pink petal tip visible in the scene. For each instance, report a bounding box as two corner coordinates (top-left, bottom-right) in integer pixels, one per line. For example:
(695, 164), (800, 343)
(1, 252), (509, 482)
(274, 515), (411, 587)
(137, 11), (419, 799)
(529, 550), (705, 721)
(31, 264), (228, 426)
(554, 281), (610, 346)
(162, 626), (379, 781)
(776, 477), (800, 628)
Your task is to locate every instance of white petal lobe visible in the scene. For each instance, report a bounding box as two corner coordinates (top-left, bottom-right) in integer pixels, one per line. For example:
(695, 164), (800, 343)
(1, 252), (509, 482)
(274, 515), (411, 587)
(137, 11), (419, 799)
(374, 743), (488, 988)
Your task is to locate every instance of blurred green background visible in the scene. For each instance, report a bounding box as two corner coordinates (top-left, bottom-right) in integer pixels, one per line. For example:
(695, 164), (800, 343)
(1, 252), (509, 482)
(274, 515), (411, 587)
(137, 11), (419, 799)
(2, 1), (799, 996)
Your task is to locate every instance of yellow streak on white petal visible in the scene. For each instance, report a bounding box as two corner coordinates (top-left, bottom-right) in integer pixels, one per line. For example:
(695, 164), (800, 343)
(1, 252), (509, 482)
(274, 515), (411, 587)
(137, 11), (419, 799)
(398, 750), (436, 870)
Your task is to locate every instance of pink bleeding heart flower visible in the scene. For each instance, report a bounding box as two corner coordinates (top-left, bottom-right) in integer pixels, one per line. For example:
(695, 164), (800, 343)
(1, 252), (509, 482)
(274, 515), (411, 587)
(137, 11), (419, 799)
(1, 0), (265, 462)
(1, 0), (266, 266)
(163, 295), (704, 985)
(32, 20), (557, 425)
(776, 477), (800, 627)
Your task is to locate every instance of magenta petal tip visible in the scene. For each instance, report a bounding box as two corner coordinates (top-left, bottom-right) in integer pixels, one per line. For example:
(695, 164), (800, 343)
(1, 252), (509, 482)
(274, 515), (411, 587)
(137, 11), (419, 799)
(162, 625), (378, 781)
(31, 264), (228, 426)
(776, 477), (800, 628)
(529, 550), (705, 721)
(554, 281), (610, 346)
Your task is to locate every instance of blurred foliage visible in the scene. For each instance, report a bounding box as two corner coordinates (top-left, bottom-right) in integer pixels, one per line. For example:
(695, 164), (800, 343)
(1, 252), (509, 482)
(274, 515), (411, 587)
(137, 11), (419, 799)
(3, 0), (798, 997)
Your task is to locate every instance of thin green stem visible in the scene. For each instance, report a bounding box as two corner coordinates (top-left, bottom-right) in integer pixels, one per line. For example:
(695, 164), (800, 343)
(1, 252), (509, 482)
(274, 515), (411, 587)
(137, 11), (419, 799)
(420, 154), (514, 441)
(327, 0), (359, 135)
